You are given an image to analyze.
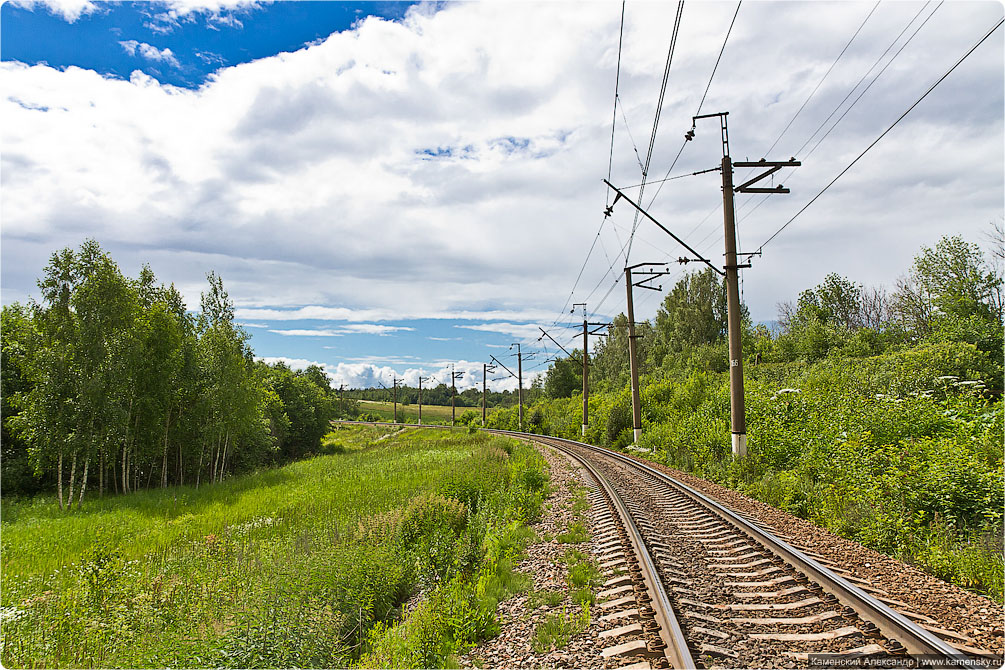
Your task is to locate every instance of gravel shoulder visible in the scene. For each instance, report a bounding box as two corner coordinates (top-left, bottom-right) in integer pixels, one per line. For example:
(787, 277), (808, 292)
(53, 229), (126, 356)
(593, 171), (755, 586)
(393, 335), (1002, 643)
(460, 442), (637, 669)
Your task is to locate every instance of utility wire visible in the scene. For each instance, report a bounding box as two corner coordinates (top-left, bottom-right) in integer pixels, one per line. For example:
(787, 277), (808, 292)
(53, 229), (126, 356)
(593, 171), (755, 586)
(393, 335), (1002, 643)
(606, 1), (627, 206)
(736, 1), (939, 220)
(625, 1), (685, 264)
(646, 1), (741, 208)
(552, 2), (628, 326)
(801, 1), (943, 160)
(755, 15), (1004, 254)
(794, 1), (934, 158)
(759, 0), (880, 157)
(696, 1), (742, 117)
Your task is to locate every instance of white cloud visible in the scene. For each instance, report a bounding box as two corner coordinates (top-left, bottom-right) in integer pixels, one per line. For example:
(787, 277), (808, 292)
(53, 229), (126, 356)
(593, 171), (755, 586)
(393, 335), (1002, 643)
(232, 306), (558, 323)
(10, 0), (98, 22)
(268, 324), (414, 337)
(119, 40), (182, 69)
(454, 322), (544, 343)
(2, 0), (1002, 339)
(257, 355), (542, 393)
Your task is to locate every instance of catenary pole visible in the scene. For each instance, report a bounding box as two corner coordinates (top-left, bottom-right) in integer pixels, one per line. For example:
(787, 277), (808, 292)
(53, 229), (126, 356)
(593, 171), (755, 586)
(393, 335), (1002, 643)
(624, 268), (642, 444)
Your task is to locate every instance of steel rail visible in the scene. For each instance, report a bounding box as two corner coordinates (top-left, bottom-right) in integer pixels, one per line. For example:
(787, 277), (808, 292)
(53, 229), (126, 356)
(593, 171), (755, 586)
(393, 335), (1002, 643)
(532, 435), (695, 669)
(336, 421), (966, 665)
(503, 431), (967, 666)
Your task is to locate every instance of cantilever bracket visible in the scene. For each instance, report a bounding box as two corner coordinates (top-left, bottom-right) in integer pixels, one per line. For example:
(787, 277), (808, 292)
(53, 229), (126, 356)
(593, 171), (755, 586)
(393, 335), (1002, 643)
(733, 158), (801, 194)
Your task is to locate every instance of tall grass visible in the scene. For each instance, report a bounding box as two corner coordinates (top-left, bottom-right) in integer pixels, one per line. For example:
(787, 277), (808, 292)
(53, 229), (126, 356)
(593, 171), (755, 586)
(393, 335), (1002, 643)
(1, 425), (549, 668)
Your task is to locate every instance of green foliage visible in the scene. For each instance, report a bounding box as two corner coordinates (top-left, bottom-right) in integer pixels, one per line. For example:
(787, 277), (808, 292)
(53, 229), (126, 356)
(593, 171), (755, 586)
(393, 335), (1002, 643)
(2, 241), (340, 503)
(358, 436), (548, 669)
(527, 589), (564, 610)
(544, 354), (582, 399)
(519, 341), (1003, 601)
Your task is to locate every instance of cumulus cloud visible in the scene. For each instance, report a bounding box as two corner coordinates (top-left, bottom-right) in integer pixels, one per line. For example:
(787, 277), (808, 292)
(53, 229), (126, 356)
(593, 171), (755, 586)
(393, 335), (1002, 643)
(119, 40), (182, 68)
(10, 0), (98, 22)
(256, 354), (542, 393)
(268, 324), (415, 337)
(2, 0), (1002, 345)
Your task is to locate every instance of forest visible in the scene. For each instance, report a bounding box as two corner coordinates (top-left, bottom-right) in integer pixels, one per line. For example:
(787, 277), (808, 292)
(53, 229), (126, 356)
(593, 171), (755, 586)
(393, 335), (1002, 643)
(476, 231), (1004, 600)
(1, 240), (356, 503)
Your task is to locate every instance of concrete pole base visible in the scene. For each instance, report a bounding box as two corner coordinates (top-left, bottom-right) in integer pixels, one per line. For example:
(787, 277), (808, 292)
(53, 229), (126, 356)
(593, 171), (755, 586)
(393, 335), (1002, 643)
(633, 428), (642, 444)
(732, 433), (747, 458)
(582, 424), (588, 437)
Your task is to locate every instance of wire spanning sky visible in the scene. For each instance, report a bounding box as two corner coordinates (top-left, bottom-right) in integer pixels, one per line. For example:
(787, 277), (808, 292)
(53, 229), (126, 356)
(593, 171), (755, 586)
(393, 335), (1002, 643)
(3, 0), (1002, 390)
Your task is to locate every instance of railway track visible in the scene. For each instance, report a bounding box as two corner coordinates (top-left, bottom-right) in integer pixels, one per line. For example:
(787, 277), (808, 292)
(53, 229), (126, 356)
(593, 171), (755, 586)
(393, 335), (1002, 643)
(339, 421), (999, 668)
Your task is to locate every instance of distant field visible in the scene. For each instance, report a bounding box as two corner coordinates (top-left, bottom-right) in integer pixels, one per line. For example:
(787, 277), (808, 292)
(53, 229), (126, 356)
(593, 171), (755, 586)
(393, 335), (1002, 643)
(356, 399), (476, 423)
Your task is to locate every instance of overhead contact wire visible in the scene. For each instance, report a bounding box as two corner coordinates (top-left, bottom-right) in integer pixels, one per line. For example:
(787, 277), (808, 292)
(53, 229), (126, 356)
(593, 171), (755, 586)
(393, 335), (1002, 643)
(755, 15), (1004, 254)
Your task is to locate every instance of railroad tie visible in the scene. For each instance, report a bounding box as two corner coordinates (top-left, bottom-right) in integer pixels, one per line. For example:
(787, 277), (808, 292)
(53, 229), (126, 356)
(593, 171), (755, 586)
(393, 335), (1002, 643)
(724, 575), (795, 588)
(599, 595), (637, 610)
(748, 625), (861, 642)
(699, 643), (739, 659)
(599, 622), (645, 640)
(599, 607), (641, 623)
(600, 639), (663, 660)
(783, 643), (885, 662)
(604, 574), (634, 588)
(731, 611), (843, 625)
(598, 584), (636, 600)
(611, 661), (651, 670)
(692, 625), (729, 640)
(731, 585), (809, 599)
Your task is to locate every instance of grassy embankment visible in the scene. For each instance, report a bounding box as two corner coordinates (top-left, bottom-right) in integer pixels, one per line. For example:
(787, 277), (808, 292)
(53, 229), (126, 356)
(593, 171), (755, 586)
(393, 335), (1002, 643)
(1, 425), (548, 668)
(483, 343), (1005, 602)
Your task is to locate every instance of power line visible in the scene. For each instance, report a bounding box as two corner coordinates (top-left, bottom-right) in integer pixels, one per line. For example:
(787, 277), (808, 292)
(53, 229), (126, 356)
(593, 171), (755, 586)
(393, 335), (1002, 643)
(735, 1), (940, 221)
(551, 2), (628, 327)
(626, 1), (685, 264)
(763, 1), (880, 157)
(646, 1), (741, 209)
(606, 1), (627, 205)
(801, 1), (943, 160)
(695, 1), (742, 117)
(794, 1), (935, 159)
(754, 15), (1004, 254)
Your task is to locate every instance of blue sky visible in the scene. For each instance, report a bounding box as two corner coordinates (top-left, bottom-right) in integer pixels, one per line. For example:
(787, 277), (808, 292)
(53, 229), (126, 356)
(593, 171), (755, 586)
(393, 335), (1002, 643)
(3, 1), (1002, 391)
(2, 2), (420, 88)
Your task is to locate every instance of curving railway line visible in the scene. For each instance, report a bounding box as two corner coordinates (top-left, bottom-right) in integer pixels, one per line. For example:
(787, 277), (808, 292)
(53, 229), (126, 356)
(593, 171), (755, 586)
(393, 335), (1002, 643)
(341, 421), (1000, 668)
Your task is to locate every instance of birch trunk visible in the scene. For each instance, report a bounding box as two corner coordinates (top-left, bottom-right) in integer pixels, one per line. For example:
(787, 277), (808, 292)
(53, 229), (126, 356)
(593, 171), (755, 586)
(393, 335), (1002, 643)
(99, 449), (104, 497)
(161, 410), (171, 488)
(67, 453), (77, 513)
(196, 443), (204, 489)
(218, 431), (230, 483)
(122, 398), (133, 494)
(57, 450), (64, 511)
(77, 456), (90, 507)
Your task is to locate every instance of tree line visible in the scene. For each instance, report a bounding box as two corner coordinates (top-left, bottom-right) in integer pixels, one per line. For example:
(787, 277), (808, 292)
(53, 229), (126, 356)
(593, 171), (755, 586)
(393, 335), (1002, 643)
(349, 384), (521, 409)
(2, 240), (355, 504)
(544, 232), (1004, 397)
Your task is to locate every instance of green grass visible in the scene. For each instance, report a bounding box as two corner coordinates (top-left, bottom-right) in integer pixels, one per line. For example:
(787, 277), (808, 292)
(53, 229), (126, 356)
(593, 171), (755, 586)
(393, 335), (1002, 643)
(1, 426), (549, 668)
(530, 605), (590, 653)
(356, 399), (463, 423)
(527, 589), (564, 610)
(557, 521), (589, 544)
